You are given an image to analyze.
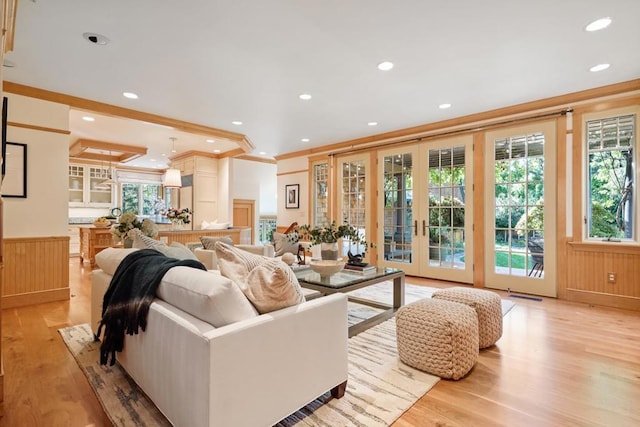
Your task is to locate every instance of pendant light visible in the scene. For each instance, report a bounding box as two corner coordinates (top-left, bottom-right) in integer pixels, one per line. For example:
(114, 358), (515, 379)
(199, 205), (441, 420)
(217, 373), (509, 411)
(163, 137), (182, 188)
(99, 150), (117, 186)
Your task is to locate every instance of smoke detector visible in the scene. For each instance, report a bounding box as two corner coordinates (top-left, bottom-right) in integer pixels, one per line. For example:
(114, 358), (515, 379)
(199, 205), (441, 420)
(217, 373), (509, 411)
(82, 32), (110, 45)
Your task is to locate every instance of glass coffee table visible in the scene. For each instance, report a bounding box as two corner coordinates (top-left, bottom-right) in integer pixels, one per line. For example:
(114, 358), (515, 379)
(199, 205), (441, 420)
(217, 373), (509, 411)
(294, 267), (405, 337)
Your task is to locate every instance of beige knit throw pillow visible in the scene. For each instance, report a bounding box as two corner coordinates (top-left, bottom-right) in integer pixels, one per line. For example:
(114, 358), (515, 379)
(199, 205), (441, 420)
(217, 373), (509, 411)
(214, 241), (305, 314)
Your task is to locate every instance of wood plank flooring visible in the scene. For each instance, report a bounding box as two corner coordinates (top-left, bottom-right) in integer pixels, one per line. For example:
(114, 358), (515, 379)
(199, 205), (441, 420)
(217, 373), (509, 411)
(1, 258), (639, 426)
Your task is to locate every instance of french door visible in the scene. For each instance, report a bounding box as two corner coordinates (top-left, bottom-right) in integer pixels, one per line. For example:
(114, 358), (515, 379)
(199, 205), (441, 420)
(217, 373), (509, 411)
(377, 136), (474, 283)
(336, 154), (372, 257)
(484, 121), (556, 296)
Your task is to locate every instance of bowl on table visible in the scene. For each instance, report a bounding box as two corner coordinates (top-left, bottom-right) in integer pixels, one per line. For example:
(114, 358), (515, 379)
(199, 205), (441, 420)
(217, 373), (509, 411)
(309, 259), (345, 277)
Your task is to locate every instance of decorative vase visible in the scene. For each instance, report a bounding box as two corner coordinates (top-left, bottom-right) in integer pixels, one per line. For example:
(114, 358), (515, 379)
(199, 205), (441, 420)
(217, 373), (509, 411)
(320, 242), (339, 260)
(124, 238), (133, 248)
(171, 220), (183, 231)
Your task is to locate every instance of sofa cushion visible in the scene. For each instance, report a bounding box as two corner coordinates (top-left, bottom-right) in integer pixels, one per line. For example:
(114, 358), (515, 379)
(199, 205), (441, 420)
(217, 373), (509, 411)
(215, 241), (305, 314)
(95, 247), (140, 275)
(157, 266), (258, 327)
(201, 219), (230, 230)
(200, 235), (234, 250)
(272, 232), (299, 257)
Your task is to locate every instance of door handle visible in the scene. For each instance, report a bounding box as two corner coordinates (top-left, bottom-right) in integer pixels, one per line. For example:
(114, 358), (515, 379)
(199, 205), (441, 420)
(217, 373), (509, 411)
(414, 220), (418, 236)
(422, 220), (426, 236)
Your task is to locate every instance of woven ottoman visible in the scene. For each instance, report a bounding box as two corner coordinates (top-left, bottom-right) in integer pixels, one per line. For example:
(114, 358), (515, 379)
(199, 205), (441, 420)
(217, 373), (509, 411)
(432, 287), (503, 349)
(395, 298), (479, 380)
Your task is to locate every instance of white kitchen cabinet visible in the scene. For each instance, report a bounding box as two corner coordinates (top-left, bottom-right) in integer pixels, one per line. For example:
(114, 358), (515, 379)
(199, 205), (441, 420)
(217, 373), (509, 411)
(69, 164), (114, 207)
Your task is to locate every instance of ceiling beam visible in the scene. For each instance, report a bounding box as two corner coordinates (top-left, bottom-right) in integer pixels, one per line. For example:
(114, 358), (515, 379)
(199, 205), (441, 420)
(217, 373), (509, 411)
(69, 138), (148, 162)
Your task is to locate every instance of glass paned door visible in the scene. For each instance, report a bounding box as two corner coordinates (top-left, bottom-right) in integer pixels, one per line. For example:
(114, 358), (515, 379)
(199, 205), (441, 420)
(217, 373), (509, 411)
(338, 155), (370, 257)
(377, 136), (473, 281)
(485, 121), (556, 296)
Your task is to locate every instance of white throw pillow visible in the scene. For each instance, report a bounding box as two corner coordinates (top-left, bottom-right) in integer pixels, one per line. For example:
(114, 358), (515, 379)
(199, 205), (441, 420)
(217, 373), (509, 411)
(201, 219), (231, 230)
(95, 247), (140, 275)
(157, 266), (258, 327)
(214, 241), (305, 314)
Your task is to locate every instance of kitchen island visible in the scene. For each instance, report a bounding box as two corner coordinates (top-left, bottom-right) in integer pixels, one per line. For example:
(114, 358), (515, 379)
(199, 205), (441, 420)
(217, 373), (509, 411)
(78, 226), (249, 267)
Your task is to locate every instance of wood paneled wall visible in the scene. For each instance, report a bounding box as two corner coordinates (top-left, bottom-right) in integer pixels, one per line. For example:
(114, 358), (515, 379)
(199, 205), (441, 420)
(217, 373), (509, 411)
(565, 243), (640, 310)
(2, 236), (70, 308)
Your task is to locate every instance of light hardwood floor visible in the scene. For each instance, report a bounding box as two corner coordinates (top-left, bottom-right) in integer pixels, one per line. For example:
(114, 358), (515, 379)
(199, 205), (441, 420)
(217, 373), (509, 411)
(1, 258), (639, 427)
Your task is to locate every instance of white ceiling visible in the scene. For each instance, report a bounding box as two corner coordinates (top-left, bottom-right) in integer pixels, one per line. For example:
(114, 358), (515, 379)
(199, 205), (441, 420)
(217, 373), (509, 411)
(4, 1), (640, 168)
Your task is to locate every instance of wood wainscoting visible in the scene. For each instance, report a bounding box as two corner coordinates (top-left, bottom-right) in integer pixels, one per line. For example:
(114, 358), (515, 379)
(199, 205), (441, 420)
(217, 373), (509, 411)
(566, 242), (640, 311)
(2, 236), (70, 308)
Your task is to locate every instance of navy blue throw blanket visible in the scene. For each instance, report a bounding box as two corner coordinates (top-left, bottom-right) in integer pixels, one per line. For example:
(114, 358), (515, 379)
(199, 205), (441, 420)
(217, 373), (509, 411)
(97, 249), (207, 366)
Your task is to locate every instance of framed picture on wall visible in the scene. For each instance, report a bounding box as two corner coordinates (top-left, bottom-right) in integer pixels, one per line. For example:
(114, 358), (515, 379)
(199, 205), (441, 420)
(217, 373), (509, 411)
(285, 184), (299, 209)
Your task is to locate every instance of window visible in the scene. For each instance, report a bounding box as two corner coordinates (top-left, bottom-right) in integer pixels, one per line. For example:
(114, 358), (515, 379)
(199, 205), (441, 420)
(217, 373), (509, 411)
(312, 162), (329, 227)
(121, 183), (163, 216)
(586, 113), (636, 241)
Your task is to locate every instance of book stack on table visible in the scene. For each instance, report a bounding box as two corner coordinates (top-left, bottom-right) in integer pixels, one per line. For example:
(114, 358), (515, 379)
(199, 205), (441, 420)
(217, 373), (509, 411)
(344, 263), (376, 274)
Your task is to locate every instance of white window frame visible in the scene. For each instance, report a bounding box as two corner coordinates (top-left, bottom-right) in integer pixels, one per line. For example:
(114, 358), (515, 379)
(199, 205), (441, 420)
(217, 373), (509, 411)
(582, 106), (639, 244)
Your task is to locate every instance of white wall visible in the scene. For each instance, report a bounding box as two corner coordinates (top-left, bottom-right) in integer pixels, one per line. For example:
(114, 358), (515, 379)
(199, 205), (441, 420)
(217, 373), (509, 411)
(232, 158), (277, 215)
(276, 157), (309, 228)
(3, 94), (69, 238)
(217, 157), (230, 222)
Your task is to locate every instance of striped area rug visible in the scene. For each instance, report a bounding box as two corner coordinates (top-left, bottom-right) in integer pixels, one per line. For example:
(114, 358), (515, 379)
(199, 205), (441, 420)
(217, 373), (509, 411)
(60, 317), (439, 427)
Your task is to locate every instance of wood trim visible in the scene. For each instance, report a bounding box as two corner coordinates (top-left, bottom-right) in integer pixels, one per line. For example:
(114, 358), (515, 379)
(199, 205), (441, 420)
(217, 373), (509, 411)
(276, 168), (308, 177)
(69, 138), (148, 163)
(556, 117), (568, 299)
(219, 148), (245, 159)
(2, 288), (70, 309)
(275, 79), (640, 160)
(235, 155), (277, 164)
(8, 121), (71, 135)
(472, 132), (485, 288)
(2, 81), (254, 152)
(571, 111), (583, 240)
(565, 289), (640, 311)
(2, 0), (17, 53)
(170, 150), (220, 161)
(567, 241), (640, 255)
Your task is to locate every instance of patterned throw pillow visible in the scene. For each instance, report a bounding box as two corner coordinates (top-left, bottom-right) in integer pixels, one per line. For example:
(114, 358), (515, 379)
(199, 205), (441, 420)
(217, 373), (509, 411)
(131, 229), (166, 250)
(131, 230), (198, 261)
(214, 241), (305, 314)
(200, 235), (234, 250)
(272, 232), (299, 257)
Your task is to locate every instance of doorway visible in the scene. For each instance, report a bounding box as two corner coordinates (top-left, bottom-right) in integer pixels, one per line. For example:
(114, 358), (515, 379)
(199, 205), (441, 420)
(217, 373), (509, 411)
(233, 199), (255, 244)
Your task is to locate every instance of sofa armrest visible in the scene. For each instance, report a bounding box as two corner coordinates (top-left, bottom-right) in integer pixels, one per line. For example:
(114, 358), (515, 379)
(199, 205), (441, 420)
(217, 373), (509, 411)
(204, 293), (349, 426)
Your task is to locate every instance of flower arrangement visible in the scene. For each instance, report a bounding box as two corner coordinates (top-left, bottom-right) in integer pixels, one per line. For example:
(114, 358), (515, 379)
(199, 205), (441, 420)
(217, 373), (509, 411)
(166, 207), (192, 224)
(110, 211), (158, 241)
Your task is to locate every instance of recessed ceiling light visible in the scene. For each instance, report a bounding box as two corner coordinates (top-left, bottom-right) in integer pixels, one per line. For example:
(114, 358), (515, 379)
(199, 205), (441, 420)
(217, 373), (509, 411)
(82, 116), (95, 122)
(232, 121), (243, 125)
(259, 151), (267, 155)
(123, 92), (138, 99)
(299, 93), (312, 100)
(589, 63), (610, 72)
(82, 32), (110, 45)
(368, 122), (378, 126)
(377, 61), (394, 71)
(213, 149), (221, 153)
(439, 103), (452, 109)
(206, 139), (215, 143)
(585, 17), (612, 32)
(150, 159), (157, 162)
(161, 153), (166, 157)
(301, 138), (310, 142)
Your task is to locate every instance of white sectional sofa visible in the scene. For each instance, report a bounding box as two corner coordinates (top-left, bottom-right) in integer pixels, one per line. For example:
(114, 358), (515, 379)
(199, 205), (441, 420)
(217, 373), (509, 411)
(91, 248), (348, 427)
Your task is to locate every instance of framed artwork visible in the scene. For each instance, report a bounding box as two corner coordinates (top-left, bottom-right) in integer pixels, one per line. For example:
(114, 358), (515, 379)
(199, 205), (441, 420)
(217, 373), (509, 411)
(1, 142), (27, 198)
(285, 184), (299, 209)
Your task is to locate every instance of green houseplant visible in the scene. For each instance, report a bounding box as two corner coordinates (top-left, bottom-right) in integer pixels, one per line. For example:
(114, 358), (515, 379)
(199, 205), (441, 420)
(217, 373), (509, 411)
(295, 220), (370, 261)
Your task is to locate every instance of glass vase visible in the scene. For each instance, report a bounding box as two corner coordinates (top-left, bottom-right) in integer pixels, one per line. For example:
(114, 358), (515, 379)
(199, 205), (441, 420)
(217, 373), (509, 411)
(320, 242), (339, 260)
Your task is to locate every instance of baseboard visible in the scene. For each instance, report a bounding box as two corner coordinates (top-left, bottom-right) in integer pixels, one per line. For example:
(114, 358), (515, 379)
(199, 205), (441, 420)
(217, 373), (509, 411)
(2, 288), (70, 309)
(566, 288), (640, 311)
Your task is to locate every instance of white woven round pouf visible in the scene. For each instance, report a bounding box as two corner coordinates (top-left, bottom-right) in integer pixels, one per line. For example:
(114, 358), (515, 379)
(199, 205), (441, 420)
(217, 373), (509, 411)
(395, 298), (479, 380)
(432, 287), (503, 349)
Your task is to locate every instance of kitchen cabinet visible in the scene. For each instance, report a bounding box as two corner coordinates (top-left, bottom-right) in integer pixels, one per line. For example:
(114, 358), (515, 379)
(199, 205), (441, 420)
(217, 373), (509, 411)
(69, 164), (114, 207)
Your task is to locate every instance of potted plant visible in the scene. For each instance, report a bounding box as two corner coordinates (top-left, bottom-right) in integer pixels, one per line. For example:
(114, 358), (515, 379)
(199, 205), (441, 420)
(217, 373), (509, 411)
(295, 220), (370, 261)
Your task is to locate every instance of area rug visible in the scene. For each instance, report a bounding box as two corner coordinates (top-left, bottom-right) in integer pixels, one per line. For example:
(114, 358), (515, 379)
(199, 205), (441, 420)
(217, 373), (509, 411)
(60, 318), (440, 427)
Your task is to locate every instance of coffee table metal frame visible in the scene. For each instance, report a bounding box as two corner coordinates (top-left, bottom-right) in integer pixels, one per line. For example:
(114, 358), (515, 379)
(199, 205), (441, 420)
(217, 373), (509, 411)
(294, 267), (405, 337)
